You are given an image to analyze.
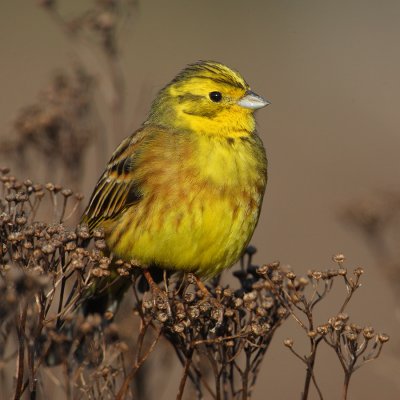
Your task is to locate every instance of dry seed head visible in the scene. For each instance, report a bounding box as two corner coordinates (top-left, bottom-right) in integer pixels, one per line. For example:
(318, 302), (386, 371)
(286, 271), (296, 280)
(234, 297), (243, 308)
(35, 190), (45, 199)
(277, 307), (287, 318)
(199, 301), (211, 313)
(142, 300), (153, 310)
(346, 332), (358, 342)
(173, 322), (185, 333)
(243, 291), (257, 302)
(188, 306), (200, 319)
(42, 244), (55, 255)
(290, 293), (301, 304)
(337, 313), (349, 322)
(117, 268), (129, 276)
(61, 188), (72, 197)
(91, 267), (108, 277)
(338, 268), (347, 276)
(23, 241), (33, 249)
(333, 320), (344, 331)
(298, 277), (309, 287)
(256, 265), (269, 275)
(263, 281), (272, 290)
(157, 312), (168, 323)
(250, 322), (263, 336)
(186, 273), (196, 284)
(77, 225), (90, 240)
(245, 301), (257, 311)
(316, 324), (329, 335)
(353, 267), (364, 276)
(262, 297), (274, 309)
(45, 183), (55, 192)
(15, 192), (28, 202)
(5, 193), (16, 202)
(363, 327), (375, 340)
(308, 330), (317, 338)
(311, 271), (323, 280)
(184, 292), (195, 303)
(378, 333), (389, 343)
(333, 254), (346, 264)
(99, 257), (111, 268)
(327, 269), (339, 278)
(271, 272), (283, 285)
(155, 296), (169, 310)
(71, 258), (85, 270)
(93, 228), (104, 239)
(65, 242), (77, 251)
(211, 308), (223, 321)
(95, 239), (107, 250)
(256, 307), (267, 317)
(269, 261), (280, 269)
(284, 338), (294, 348)
(350, 324), (362, 333)
(224, 308), (234, 317)
(66, 232), (77, 241)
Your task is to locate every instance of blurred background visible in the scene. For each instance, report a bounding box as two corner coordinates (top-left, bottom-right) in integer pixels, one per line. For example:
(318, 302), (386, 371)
(1, 0), (399, 398)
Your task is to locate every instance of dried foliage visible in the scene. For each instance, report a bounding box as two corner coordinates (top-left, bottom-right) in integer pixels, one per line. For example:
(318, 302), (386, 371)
(1, 69), (96, 187)
(0, 2), (391, 399)
(272, 255), (389, 400)
(0, 168), (389, 399)
(2, 0), (139, 189)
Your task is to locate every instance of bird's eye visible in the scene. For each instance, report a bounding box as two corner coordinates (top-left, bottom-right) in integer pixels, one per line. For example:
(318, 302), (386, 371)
(209, 91), (222, 102)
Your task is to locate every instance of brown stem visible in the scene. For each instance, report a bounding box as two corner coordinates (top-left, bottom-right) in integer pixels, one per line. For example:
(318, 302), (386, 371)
(115, 327), (161, 400)
(241, 349), (251, 400)
(176, 349), (193, 400)
(14, 305), (27, 400)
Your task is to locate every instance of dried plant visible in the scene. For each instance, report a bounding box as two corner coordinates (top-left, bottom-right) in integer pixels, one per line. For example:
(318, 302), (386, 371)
(36, 0), (139, 149)
(0, 168), (389, 399)
(267, 254), (389, 400)
(1, 69), (96, 188)
(2, 0), (139, 189)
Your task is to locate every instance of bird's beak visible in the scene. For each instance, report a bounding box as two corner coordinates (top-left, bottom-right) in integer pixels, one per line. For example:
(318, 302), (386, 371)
(237, 90), (270, 110)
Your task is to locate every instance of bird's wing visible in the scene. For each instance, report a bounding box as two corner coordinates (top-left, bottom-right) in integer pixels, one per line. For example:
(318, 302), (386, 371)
(81, 129), (147, 232)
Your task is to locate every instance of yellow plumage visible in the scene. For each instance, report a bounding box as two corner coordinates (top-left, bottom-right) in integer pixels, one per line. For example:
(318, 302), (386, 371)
(82, 61), (269, 279)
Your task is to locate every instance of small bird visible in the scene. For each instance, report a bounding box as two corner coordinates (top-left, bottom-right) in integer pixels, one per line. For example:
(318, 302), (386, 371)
(81, 61), (269, 308)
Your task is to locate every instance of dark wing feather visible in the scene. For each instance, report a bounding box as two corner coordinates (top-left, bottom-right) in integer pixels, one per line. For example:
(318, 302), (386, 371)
(81, 130), (146, 232)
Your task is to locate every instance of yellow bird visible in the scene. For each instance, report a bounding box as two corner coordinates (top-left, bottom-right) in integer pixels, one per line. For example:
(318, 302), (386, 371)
(82, 61), (269, 299)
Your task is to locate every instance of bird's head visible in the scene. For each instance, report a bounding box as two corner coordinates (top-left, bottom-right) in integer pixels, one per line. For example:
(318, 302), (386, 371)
(146, 61), (270, 137)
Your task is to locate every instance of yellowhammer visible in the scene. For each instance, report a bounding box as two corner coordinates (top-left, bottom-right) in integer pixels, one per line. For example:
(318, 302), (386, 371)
(81, 61), (269, 305)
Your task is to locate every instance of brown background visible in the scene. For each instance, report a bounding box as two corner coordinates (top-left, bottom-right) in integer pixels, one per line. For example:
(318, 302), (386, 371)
(1, 0), (399, 398)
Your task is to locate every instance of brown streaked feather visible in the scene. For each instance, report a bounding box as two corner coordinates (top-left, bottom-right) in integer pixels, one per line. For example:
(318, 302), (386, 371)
(81, 129), (147, 231)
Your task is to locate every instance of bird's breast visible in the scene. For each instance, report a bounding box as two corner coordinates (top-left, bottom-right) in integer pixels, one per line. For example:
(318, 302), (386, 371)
(108, 132), (267, 277)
